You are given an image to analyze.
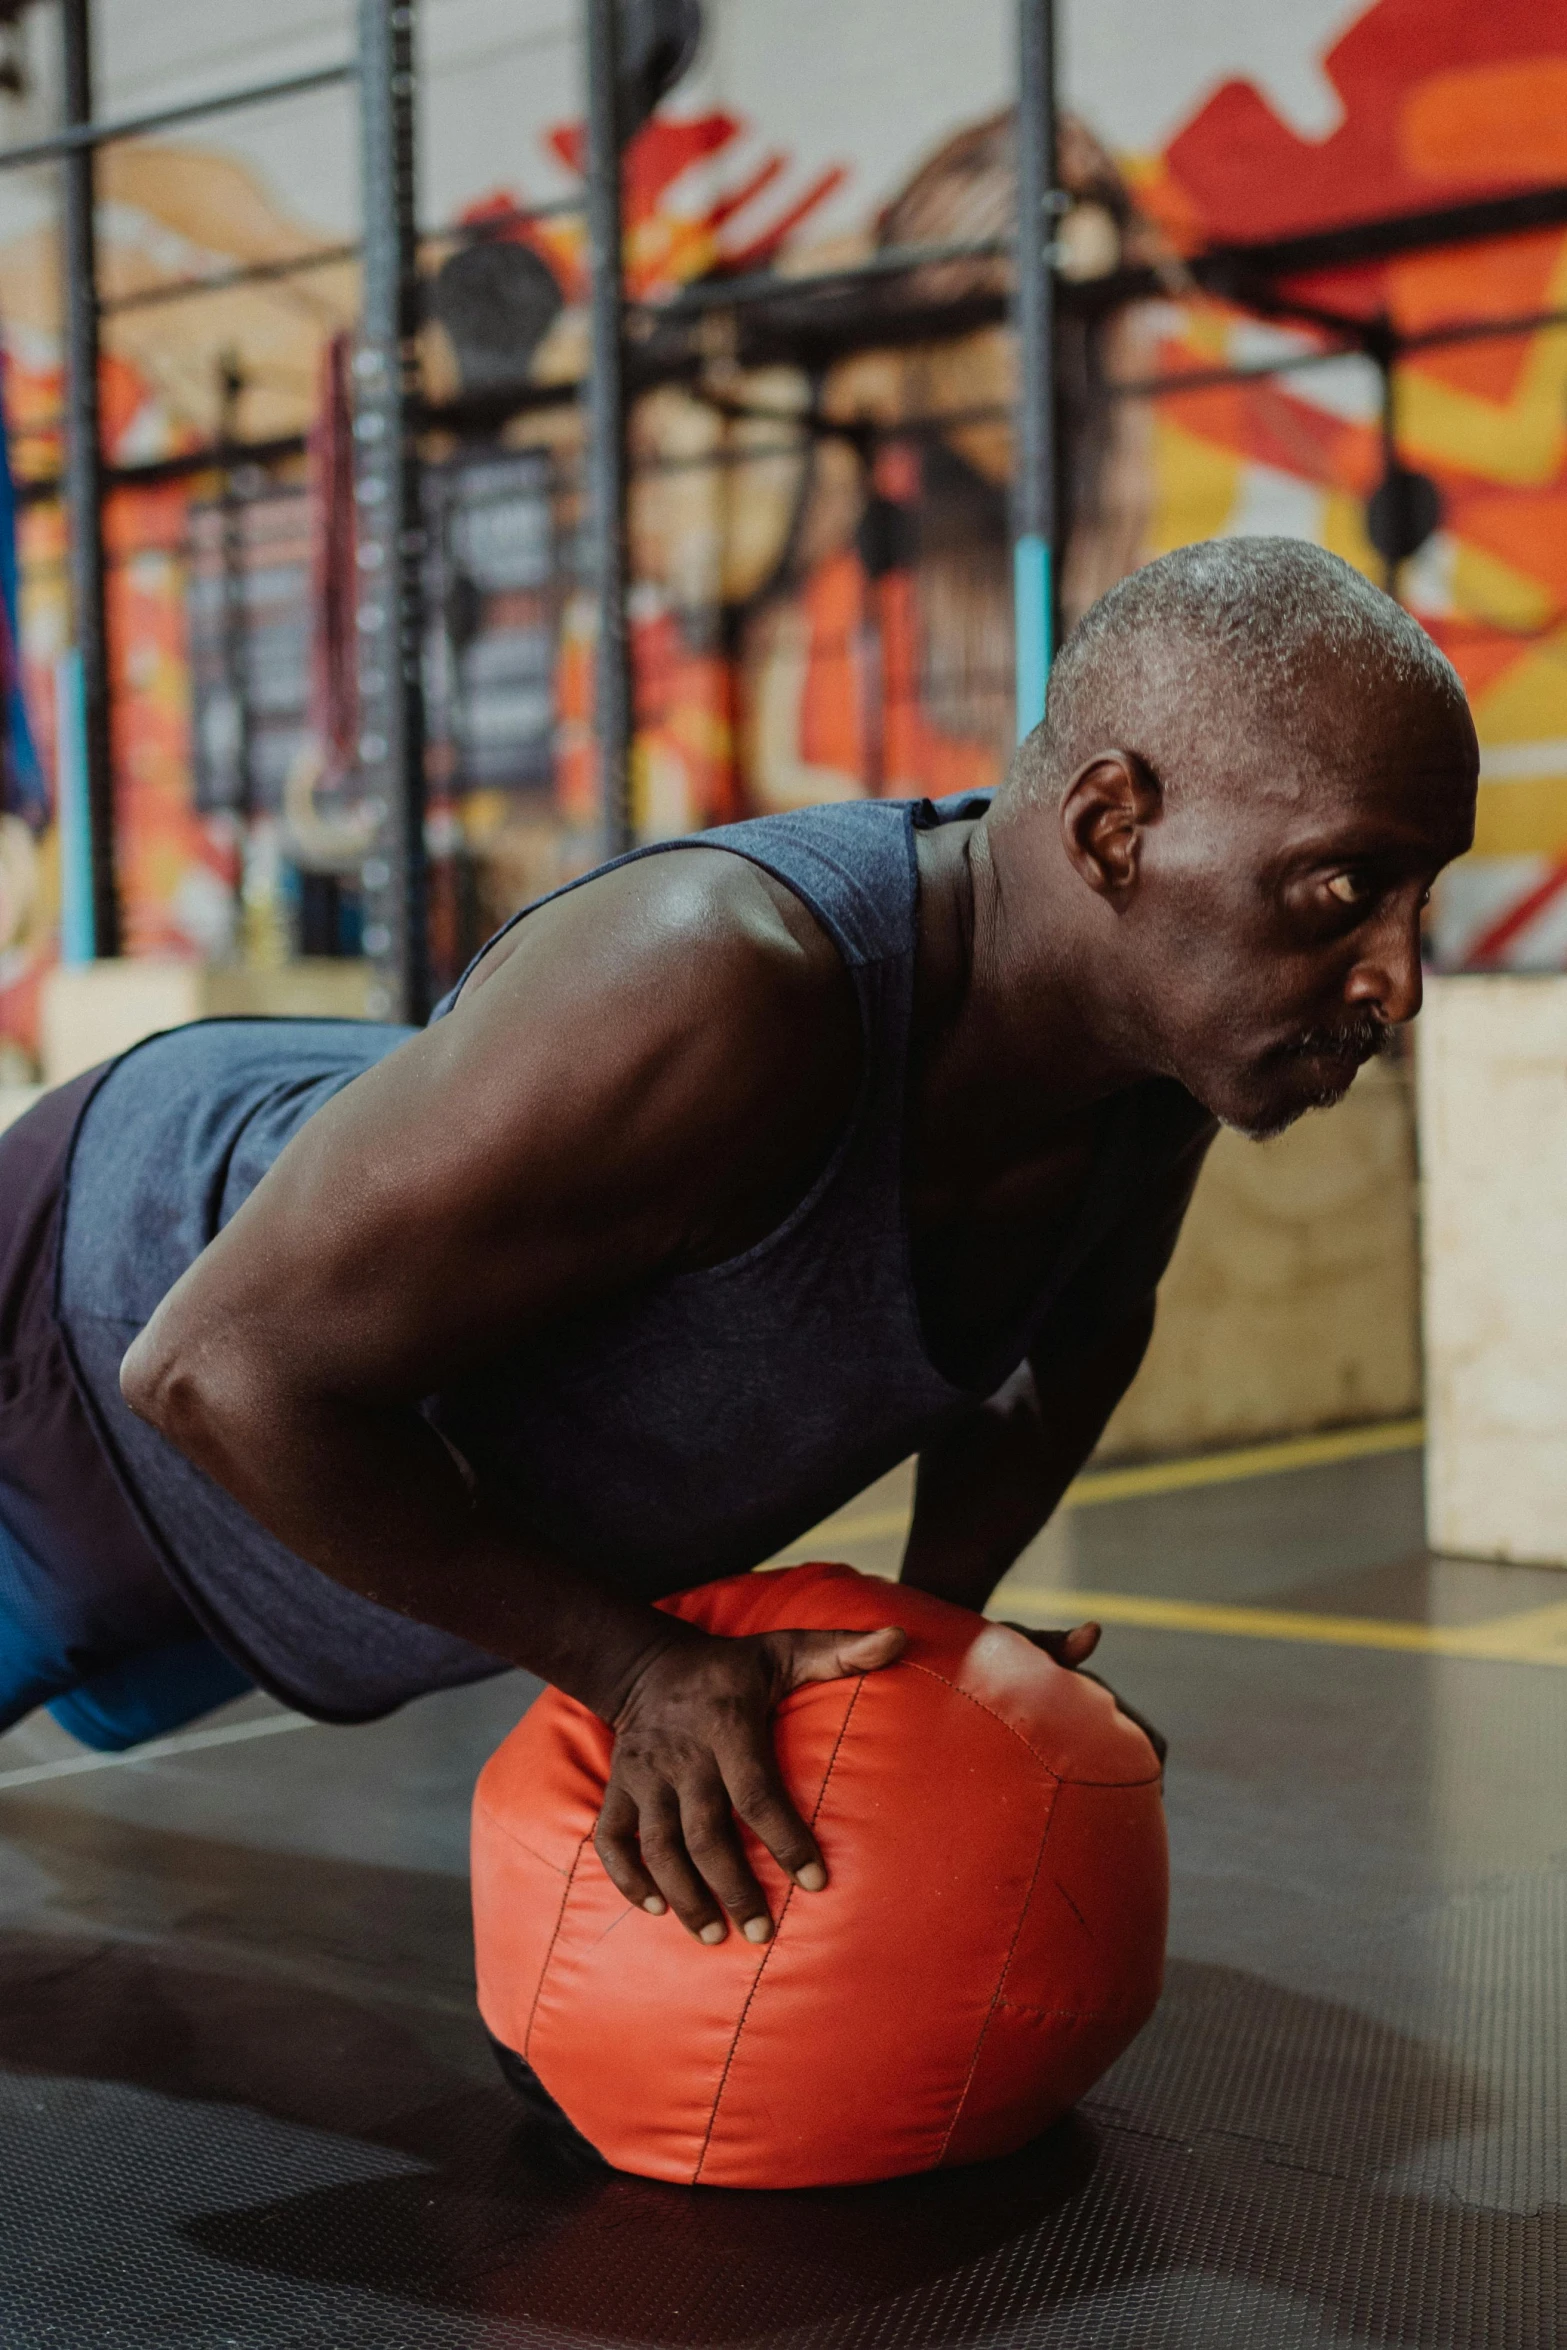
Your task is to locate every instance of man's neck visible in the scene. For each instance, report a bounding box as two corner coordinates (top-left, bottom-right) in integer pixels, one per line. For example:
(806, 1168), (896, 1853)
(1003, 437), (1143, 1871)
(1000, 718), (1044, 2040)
(911, 813), (1152, 1182)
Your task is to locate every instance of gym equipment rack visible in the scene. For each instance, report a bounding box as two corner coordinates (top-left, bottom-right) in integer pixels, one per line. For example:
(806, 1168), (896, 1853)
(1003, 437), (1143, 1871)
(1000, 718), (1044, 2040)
(14, 0), (1567, 1015)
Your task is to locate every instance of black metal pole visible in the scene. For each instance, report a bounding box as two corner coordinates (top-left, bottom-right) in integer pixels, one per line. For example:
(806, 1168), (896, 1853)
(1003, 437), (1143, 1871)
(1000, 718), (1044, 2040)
(1373, 321), (1401, 601)
(355, 0), (428, 1022)
(215, 352), (253, 838)
(1013, 0), (1058, 742)
(584, 0), (633, 856)
(60, 0), (118, 956)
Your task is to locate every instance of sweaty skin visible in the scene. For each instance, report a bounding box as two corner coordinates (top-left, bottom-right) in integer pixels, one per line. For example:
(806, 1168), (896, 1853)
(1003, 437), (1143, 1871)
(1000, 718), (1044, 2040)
(121, 647), (1477, 1947)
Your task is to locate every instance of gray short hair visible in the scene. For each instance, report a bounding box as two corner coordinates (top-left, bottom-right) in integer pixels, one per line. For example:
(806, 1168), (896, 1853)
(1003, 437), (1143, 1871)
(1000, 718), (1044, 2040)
(1014, 537), (1469, 800)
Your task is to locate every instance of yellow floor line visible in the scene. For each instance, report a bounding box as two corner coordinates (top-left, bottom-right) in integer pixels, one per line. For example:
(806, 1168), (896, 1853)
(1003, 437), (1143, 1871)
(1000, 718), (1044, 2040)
(998, 1586), (1567, 1668)
(1062, 1417), (1426, 1507)
(773, 1417), (1567, 1666)
(784, 1417), (1427, 1557)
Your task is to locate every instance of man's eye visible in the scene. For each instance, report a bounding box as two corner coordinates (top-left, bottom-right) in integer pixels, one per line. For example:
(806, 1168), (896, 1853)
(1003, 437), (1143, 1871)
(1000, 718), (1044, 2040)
(1326, 872), (1369, 907)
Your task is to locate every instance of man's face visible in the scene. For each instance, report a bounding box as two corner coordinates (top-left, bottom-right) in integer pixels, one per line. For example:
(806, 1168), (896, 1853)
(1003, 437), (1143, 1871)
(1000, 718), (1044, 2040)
(1127, 699), (1478, 1137)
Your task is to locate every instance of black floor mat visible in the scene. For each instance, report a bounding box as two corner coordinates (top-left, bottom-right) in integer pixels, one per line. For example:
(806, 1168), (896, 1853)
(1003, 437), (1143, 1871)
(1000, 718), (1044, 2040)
(0, 1454), (1561, 2347)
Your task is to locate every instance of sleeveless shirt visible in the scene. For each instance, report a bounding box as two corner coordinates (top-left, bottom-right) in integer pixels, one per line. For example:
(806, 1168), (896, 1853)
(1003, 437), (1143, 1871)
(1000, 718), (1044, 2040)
(56, 794), (1213, 1721)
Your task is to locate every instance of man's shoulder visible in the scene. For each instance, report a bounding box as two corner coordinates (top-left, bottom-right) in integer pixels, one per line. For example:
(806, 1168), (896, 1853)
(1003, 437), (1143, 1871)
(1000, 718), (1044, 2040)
(590, 843), (854, 1020)
(452, 842), (860, 1135)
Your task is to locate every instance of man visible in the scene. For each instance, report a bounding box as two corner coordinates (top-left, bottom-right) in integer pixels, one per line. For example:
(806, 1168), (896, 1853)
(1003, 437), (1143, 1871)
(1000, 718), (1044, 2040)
(0, 539), (1476, 1953)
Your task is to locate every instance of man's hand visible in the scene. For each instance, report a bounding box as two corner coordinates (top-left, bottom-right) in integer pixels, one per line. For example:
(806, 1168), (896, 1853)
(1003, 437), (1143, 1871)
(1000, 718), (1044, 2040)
(999, 1621), (1167, 1769)
(595, 1623), (906, 1945)
(1014, 1621), (1102, 1669)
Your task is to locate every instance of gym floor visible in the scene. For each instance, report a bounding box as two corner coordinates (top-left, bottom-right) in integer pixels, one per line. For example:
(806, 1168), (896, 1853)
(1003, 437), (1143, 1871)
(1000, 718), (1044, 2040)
(2, 1438), (1562, 2349)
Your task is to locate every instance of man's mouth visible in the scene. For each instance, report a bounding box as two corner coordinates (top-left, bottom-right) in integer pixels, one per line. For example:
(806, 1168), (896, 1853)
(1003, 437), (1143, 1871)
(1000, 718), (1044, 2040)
(1284, 1015), (1390, 1072)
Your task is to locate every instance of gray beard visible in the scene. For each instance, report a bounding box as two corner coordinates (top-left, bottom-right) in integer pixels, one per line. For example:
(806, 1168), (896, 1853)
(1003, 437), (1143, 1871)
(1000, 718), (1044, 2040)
(1224, 1016), (1392, 1142)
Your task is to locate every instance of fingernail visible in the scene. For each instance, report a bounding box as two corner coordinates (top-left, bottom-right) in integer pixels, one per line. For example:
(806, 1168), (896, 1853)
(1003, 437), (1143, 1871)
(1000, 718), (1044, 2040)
(743, 1915), (772, 1944)
(795, 1862), (827, 1892)
(642, 1895), (666, 1915)
(699, 1920), (726, 1945)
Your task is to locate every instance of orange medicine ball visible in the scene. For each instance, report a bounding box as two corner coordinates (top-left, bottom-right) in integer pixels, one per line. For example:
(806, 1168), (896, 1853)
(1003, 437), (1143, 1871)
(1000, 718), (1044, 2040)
(471, 1562), (1168, 2189)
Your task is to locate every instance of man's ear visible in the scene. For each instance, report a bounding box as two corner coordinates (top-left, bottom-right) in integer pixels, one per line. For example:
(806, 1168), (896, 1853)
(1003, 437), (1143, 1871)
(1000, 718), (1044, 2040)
(1059, 750), (1162, 903)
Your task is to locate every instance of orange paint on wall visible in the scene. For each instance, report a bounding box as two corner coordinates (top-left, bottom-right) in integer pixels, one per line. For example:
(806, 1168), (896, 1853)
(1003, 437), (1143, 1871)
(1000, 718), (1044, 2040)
(798, 551), (868, 782)
(1159, 377), (1376, 495)
(1400, 58), (1567, 185)
(1457, 489), (1567, 599)
(1388, 234), (1567, 403)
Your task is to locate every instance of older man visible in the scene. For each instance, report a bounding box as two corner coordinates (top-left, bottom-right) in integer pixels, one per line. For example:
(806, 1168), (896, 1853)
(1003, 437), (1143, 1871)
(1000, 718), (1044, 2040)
(0, 538), (1476, 1950)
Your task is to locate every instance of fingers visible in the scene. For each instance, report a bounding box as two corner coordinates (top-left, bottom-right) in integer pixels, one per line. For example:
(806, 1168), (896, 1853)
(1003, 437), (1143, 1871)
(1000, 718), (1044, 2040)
(594, 1626), (900, 1946)
(1037, 1621), (1102, 1668)
(715, 1733), (825, 1895)
(593, 1783), (668, 1916)
(596, 1762), (785, 1946)
(632, 1785), (731, 1941)
(679, 1767), (776, 1942)
(1078, 1668), (1168, 1770)
(779, 1624), (907, 1688)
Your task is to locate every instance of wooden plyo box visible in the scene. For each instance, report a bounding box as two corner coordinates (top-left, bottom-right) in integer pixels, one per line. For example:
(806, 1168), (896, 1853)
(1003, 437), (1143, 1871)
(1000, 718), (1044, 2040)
(39, 959), (376, 1089)
(1419, 974), (1567, 1566)
(1099, 1054), (1422, 1461)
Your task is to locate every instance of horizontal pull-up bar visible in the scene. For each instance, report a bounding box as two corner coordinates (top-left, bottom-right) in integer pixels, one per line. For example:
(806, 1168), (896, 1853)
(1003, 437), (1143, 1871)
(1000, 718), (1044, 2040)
(644, 234), (1013, 319)
(96, 193), (585, 316)
(0, 58), (354, 174)
(1201, 180), (1567, 286)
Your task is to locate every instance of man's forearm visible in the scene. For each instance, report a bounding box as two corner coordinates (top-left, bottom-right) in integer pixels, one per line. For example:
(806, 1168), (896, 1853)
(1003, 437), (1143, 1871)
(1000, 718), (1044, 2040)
(900, 1300), (1156, 1612)
(121, 1333), (676, 1721)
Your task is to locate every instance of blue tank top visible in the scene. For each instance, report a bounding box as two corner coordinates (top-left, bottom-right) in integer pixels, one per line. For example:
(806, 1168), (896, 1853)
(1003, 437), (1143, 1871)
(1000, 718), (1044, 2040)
(56, 795), (1211, 1720)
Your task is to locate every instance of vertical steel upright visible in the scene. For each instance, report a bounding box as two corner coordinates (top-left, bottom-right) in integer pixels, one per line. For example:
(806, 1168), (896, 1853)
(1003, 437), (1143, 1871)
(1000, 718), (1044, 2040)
(60, 0), (118, 953)
(215, 353), (253, 831)
(584, 0), (634, 856)
(1013, 0), (1058, 742)
(1373, 323), (1401, 602)
(355, 0), (428, 1021)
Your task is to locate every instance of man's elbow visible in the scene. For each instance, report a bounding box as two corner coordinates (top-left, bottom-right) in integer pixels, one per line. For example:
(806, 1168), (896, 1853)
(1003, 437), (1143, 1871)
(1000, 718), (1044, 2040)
(120, 1320), (181, 1429)
(120, 1317), (234, 1454)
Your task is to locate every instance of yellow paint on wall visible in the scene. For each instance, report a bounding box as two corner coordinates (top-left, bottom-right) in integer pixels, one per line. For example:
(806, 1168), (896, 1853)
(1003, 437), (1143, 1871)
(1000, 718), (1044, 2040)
(1471, 625), (1567, 743)
(1146, 418), (1240, 558)
(1450, 539), (1555, 633)
(1398, 311), (1567, 489)
(1319, 494), (1383, 582)
(1471, 773), (1567, 857)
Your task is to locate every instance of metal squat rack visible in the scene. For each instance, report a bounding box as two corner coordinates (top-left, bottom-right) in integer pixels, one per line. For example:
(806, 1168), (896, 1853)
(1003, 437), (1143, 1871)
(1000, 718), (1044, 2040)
(27, 2), (422, 1014)
(25, 0), (1567, 1018)
(18, 0), (1062, 1025)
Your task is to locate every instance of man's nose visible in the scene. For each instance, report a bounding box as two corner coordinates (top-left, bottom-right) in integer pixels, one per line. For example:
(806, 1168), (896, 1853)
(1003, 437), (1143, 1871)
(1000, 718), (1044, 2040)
(1346, 903), (1424, 1026)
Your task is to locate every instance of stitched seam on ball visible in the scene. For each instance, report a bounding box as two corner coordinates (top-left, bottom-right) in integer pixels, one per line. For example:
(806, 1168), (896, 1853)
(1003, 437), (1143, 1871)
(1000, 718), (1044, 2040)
(997, 1996), (1126, 2021)
(903, 1661), (1057, 1774)
(935, 1782), (1059, 2167)
(691, 1677), (866, 2186)
(473, 1798), (572, 1880)
(522, 1834), (590, 2065)
(904, 1661), (1158, 1786)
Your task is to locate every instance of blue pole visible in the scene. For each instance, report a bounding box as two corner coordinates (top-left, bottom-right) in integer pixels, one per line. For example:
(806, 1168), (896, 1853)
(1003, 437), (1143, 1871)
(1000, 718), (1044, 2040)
(55, 649), (94, 965)
(1013, 0), (1057, 742)
(1014, 533), (1052, 741)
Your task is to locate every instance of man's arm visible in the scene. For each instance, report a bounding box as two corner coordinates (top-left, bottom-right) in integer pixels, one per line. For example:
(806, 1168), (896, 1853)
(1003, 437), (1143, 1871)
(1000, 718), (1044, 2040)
(899, 1300), (1155, 1617)
(900, 1101), (1215, 1620)
(120, 849), (899, 1949)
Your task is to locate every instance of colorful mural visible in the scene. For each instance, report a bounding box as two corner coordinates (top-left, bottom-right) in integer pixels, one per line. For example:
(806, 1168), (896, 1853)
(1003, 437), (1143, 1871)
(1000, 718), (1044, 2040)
(1136, 0), (1567, 969)
(1, 0), (1567, 1064)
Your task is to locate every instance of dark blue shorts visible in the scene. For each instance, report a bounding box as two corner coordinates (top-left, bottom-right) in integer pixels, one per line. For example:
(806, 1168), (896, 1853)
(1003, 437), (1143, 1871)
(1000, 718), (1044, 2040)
(0, 1073), (252, 1751)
